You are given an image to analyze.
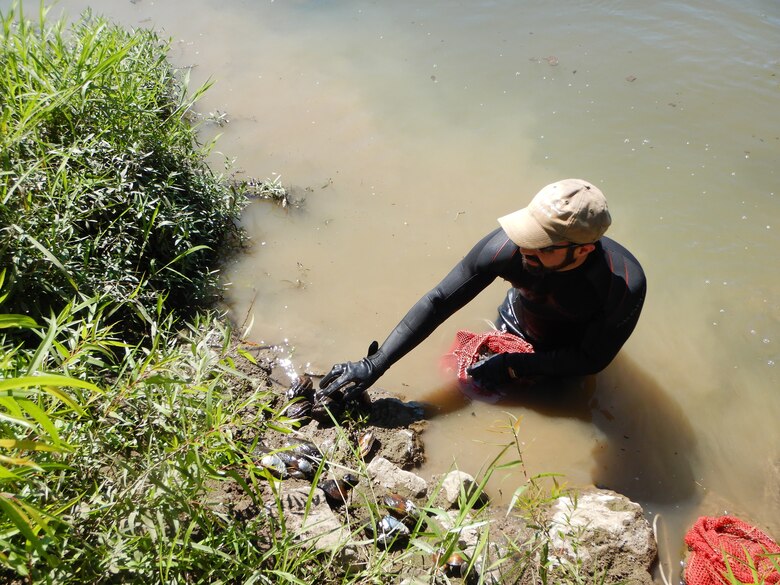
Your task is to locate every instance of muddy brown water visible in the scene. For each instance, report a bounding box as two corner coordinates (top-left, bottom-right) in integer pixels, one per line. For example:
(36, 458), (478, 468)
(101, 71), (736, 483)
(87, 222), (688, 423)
(11, 0), (780, 580)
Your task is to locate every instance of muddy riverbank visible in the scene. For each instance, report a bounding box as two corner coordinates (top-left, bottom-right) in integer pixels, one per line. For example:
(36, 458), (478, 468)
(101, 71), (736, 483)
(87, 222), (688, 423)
(218, 335), (661, 584)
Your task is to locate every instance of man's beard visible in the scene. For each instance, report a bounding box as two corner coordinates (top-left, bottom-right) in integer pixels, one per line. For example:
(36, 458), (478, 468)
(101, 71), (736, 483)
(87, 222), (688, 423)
(521, 248), (578, 275)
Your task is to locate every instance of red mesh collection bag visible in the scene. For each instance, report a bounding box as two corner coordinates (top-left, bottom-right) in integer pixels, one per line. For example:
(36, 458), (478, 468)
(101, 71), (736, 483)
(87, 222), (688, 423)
(684, 515), (780, 585)
(445, 329), (534, 382)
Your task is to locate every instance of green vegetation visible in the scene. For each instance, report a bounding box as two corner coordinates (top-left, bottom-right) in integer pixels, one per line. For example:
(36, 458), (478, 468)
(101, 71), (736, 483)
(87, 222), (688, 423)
(0, 3), (272, 581)
(1, 2), (243, 338)
(0, 4), (644, 584)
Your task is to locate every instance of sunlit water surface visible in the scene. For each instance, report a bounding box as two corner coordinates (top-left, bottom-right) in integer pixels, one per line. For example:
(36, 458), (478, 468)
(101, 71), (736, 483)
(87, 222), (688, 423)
(10, 0), (780, 580)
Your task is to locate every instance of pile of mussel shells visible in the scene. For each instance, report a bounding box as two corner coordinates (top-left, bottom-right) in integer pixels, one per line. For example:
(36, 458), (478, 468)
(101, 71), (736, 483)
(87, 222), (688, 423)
(258, 430), (376, 481)
(283, 375), (371, 426)
(258, 437), (363, 511)
(283, 376), (316, 423)
(257, 437), (324, 481)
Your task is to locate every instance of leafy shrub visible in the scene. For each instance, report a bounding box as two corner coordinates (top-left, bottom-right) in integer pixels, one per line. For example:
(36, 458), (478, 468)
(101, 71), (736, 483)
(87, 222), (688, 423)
(0, 4), (245, 338)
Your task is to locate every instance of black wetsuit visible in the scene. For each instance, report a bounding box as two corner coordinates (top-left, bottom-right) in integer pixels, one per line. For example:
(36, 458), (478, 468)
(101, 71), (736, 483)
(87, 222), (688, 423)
(372, 227), (646, 378)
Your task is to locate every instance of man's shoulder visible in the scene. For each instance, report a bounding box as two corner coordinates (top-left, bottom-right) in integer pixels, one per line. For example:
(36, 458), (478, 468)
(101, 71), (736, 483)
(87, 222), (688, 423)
(597, 237), (646, 288)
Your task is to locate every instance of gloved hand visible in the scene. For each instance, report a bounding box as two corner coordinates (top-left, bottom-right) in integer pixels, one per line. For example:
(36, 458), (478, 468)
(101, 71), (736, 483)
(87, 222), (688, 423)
(316, 341), (383, 404)
(466, 353), (519, 388)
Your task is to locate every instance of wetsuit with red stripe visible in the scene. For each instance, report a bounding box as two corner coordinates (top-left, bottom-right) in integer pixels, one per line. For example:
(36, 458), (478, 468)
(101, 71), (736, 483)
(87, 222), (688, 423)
(371, 227), (646, 378)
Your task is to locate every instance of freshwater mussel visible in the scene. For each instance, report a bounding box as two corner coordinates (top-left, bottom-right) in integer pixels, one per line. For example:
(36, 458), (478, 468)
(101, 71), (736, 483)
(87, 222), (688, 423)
(358, 430), (377, 459)
(285, 437), (324, 463)
(310, 394), (346, 424)
(257, 442), (317, 480)
(370, 514), (410, 549)
(286, 376), (315, 401)
(318, 473), (359, 507)
(382, 493), (419, 527)
(259, 453), (287, 479)
(275, 450), (315, 480)
(284, 376), (315, 424)
(285, 399), (312, 422)
(434, 550), (468, 578)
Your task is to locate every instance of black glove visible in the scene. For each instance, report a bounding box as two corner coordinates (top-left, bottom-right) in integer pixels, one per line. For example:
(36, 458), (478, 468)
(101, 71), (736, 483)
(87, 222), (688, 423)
(316, 341), (383, 404)
(466, 353), (519, 388)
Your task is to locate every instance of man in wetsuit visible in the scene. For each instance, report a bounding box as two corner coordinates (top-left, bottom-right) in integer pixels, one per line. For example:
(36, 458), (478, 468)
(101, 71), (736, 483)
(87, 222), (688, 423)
(316, 178), (646, 402)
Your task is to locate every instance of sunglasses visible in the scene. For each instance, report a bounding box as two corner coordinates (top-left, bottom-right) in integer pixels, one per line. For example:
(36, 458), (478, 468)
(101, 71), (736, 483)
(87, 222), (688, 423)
(537, 242), (582, 253)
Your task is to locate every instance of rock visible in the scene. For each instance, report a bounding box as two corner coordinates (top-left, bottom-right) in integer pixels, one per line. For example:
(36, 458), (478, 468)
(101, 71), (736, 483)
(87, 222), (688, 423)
(368, 395), (427, 428)
(434, 470), (488, 510)
(398, 578), (430, 585)
(270, 486), (353, 550)
(366, 457), (428, 498)
(439, 509), (482, 554)
(546, 487), (657, 584)
(373, 427), (425, 469)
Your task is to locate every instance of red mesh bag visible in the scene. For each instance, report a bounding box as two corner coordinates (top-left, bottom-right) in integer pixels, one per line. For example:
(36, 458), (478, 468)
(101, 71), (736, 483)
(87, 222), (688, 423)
(684, 515), (780, 585)
(445, 329), (534, 382)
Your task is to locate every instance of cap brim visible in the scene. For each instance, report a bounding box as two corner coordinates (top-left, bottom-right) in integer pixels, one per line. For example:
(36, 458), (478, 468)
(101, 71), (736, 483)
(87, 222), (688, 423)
(498, 208), (564, 248)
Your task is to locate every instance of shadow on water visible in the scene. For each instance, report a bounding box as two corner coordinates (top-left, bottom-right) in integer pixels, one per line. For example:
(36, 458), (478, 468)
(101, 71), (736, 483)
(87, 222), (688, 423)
(418, 352), (700, 507)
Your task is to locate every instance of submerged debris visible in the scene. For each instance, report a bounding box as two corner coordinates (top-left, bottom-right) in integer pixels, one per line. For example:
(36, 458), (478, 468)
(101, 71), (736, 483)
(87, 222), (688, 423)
(234, 175), (302, 208)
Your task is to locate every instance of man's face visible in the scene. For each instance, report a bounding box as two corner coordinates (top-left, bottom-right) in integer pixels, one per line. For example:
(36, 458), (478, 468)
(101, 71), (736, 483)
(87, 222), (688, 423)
(519, 243), (582, 275)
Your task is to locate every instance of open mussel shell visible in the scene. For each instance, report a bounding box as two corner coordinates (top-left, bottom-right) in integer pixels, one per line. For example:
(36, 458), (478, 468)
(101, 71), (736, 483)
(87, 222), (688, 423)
(371, 514), (410, 548)
(382, 493), (419, 522)
(285, 375), (314, 401)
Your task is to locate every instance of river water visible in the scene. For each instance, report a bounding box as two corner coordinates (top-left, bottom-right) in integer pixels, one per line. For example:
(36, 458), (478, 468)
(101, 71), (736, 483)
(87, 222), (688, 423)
(10, 0), (780, 580)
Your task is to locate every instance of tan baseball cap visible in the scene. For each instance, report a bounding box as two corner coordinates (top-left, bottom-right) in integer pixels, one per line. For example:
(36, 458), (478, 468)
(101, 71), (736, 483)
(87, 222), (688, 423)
(498, 178), (611, 248)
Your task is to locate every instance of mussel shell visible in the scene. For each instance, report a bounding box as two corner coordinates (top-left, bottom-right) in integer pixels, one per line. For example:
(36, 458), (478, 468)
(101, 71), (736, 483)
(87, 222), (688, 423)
(260, 454), (287, 479)
(319, 479), (350, 505)
(289, 456), (314, 477)
(286, 399), (312, 420)
(379, 514), (408, 535)
(382, 493), (418, 519)
(341, 473), (360, 487)
(319, 474), (358, 505)
(439, 552), (467, 578)
(292, 456), (313, 473)
(375, 514), (410, 548)
(311, 396), (345, 423)
(275, 451), (307, 469)
(285, 376), (314, 401)
(286, 439), (323, 461)
(358, 431), (376, 459)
